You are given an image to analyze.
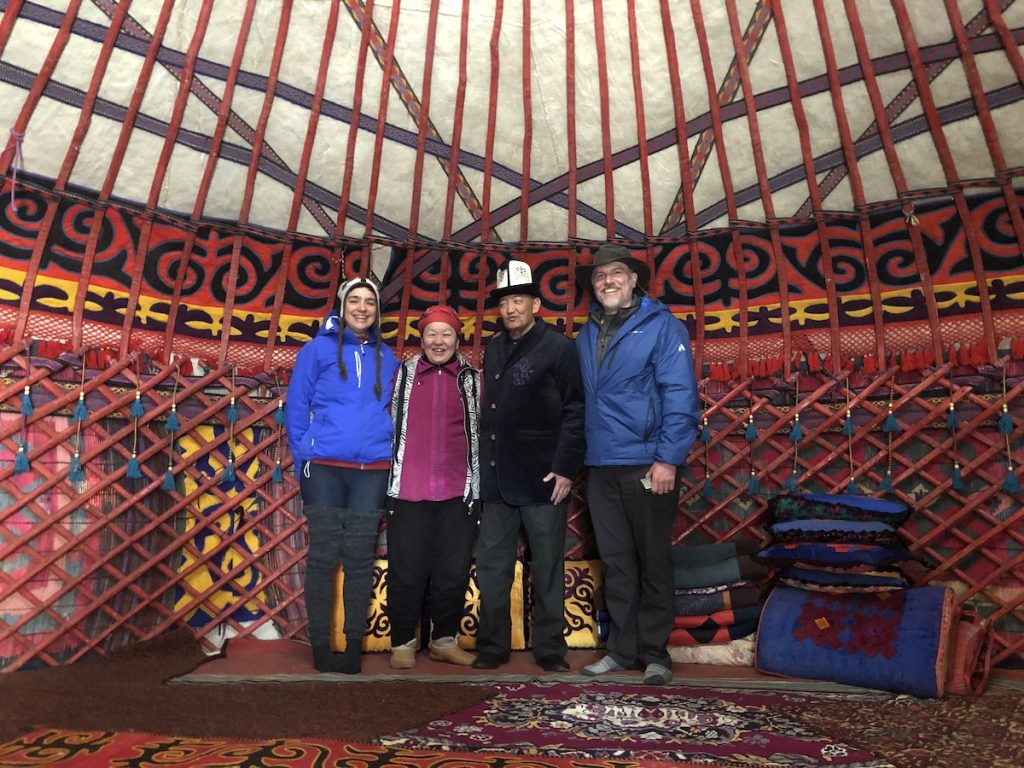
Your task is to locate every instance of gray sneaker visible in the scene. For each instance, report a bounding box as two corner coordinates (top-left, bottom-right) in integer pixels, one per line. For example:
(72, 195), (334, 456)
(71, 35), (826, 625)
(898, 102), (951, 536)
(581, 655), (626, 676)
(643, 662), (672, 685)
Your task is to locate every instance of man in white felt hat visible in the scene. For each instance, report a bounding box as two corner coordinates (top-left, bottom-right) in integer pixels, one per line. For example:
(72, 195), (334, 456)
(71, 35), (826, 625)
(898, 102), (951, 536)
(575, 243), (700, 686)
(473, 258), (585, 674)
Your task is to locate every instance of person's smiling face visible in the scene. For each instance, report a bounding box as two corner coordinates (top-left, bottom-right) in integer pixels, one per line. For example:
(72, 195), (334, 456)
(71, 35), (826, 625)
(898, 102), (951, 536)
(422, 322), (458, 364)
(343, 286), (377, 335)
(591, 262), (638, 314)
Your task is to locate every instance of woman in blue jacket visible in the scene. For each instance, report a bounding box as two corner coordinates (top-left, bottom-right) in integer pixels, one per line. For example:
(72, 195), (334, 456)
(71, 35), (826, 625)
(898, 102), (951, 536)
(285, 277), (399, 673)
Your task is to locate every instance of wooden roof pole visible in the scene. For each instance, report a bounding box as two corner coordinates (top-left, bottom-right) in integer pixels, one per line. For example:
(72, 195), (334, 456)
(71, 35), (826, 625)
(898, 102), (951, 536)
(811, 0), (897, 367)
(362, 0), (404, 244)
(946, 0), (1024, 294)
(625, 0), (654, 287)
(660, 1), (712, 376)
(518, 0), (533, 243)
(264, 0), (342, 371)
(158, 0), (257, 364)
(472, 0), (506, 365)
(438, 0), (473, 295)
(593, 0), (615, 239)
(720, 0), (794, 378)
(691, 0), (756, 377)
(769, 0), (843, 373)
(88, 0), (177, 360)
(218, 1), (292, 366)
(393, 0), (441, 355)
(890, 0), (997, 364)
(335, 0), (377, 248)
(5, 1), (84, 345)
(563, 0), (579, 337)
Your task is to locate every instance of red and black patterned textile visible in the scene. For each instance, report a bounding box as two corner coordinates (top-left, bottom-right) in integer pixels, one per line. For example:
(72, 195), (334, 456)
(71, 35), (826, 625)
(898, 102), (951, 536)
(2, 175), (1022, 373)
(0, 727), (678, 768)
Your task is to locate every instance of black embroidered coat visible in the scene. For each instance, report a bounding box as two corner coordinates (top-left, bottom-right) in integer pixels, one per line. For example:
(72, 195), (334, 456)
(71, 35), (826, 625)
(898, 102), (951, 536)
(480, 321), (585, 506)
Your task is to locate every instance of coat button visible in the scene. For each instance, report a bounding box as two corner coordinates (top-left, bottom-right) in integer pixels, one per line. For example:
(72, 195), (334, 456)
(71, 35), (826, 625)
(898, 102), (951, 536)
(489, 460), (496, 467)
(490, 434), (496, 440)
(494, 373), (500, 379)
(491, 403), (496, 409)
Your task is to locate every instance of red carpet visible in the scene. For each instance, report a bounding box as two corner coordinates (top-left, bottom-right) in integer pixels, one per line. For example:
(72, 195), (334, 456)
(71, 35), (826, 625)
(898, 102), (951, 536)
(375, 681), (892, 767)
(0, 728), (698, 767)
(173, 636), (857, 690)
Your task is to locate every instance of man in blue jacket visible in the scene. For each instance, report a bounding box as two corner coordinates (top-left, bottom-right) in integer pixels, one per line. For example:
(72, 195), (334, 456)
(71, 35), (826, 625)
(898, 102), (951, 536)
(575, 243), (700, 685)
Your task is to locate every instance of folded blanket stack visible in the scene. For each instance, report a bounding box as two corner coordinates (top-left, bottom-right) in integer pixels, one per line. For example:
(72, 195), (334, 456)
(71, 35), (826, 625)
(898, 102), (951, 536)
(668, 541), (770, 665)
(755, 493), (920, 593)
(754, 493), (957, 697)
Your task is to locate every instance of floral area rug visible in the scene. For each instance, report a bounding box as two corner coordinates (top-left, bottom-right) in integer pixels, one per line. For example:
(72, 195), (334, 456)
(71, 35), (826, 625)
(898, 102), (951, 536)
(375, 681), (894, 767)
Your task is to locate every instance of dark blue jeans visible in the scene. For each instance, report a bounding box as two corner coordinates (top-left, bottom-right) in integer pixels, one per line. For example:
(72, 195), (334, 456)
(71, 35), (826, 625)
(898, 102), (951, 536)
(300, 462), (387, 648)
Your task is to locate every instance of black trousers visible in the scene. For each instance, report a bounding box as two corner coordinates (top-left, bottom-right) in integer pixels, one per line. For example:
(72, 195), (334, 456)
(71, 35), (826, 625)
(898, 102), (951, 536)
(586, 465), (679, 669)
(476, 501), (568, 660)
(386, 497), (478, 647)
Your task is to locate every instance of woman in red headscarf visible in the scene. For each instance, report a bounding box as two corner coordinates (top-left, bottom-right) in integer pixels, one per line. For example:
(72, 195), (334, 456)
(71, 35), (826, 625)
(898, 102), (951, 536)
(384, 305), (481, 668)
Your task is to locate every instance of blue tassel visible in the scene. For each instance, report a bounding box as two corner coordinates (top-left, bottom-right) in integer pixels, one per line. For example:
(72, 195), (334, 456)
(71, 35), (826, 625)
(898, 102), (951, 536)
(273, 462), (283, 484)
(166, 407), (180, 433)
(882, 411), (901, 433)
(73, 393), (88, 422)
(274, 400), (285, 426)
(130, 392), (144, 419)
(163, 468), (176, 491)
(126, 454), (142, 479)
(788, 419), (803, 442)
(879, 471), (894, 493)
(20, 386), (33, 417)
(842, 411), (855, 437)
(997, 407), (1013, 435)
(945, 406), (958, 432)
(227, 398), (238, 423)
(701, 422), (711, 443)
(14, 445), (30, 474)
(845, 477), (860, 495)
(745, 419), (757, 442)
(1003, 469), (1020, 494)
(747, 471), (760, 495)
(222, 458), (236, 484)
(784, 473), (798, 493)
(951, 463), (965, 492)
(69, 454), (84, 483)
(702, 476), (714, 499)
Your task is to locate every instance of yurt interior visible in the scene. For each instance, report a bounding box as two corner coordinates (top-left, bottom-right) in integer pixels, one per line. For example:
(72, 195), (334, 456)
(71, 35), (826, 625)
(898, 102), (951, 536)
(0, 1), (1022, 767)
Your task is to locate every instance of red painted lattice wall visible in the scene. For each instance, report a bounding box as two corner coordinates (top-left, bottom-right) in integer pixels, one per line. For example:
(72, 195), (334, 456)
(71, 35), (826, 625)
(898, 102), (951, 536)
(2, 343), (1021, 672)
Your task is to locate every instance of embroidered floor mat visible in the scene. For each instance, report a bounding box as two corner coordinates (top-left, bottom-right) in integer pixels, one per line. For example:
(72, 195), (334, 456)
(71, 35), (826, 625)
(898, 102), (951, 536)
(375, 681), (894, 767)
(0, 727), (701, 768)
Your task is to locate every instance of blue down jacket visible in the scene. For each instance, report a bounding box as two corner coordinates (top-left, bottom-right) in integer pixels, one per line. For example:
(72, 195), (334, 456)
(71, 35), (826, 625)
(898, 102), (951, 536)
(284, 314), (399, 474)
(575, 297), (700, 467)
